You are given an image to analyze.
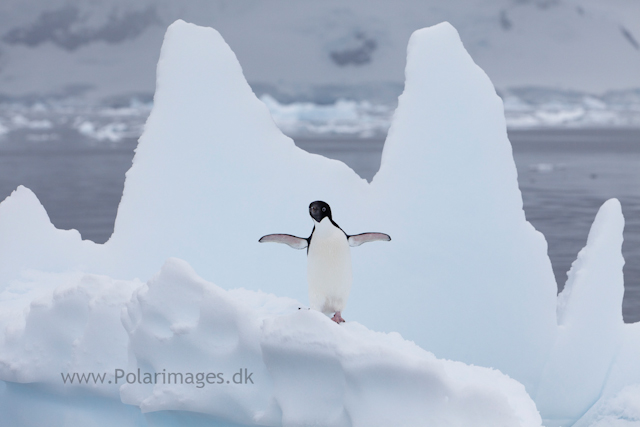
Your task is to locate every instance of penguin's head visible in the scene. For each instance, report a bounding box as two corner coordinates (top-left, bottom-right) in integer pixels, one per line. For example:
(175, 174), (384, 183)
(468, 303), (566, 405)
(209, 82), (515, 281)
(309, 201), (332, 223)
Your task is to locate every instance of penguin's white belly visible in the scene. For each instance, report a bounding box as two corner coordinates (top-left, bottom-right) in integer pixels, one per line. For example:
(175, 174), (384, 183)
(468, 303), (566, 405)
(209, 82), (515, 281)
(307, 219), (352, 315)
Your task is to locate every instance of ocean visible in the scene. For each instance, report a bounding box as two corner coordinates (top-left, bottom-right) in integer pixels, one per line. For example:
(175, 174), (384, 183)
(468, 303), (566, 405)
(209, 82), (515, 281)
(0, 127), (638, 322)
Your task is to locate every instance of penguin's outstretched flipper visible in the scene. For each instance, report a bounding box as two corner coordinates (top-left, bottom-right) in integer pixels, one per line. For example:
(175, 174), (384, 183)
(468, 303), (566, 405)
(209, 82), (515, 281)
(347, 233), (391, 247)
(259, 234), (309, 249)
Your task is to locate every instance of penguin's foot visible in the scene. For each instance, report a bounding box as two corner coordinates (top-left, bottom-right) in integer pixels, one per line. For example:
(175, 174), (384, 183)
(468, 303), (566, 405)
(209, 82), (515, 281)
(331, 311), (345, 324)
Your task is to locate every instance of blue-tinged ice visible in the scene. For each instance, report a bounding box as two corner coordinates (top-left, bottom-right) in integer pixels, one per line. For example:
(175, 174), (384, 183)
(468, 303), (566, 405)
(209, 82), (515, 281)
(0, 19), (637, 427)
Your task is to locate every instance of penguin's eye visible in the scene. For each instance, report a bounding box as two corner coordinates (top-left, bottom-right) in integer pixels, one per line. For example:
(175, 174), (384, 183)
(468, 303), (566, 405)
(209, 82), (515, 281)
(322, 207), (326, 212)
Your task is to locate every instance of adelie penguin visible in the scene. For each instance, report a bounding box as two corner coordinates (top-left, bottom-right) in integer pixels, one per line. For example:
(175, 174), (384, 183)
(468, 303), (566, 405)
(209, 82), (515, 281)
(259, 201), (391, 324)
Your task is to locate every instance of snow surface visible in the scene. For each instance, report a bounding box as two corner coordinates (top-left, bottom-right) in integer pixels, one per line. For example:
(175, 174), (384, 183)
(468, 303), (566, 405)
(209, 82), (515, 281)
(0, 19), (638, 426)
(0, 258), (543, 427)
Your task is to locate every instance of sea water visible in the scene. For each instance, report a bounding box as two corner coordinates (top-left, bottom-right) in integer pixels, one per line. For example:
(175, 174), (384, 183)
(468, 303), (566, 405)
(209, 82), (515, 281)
(0, 127), (638, 322)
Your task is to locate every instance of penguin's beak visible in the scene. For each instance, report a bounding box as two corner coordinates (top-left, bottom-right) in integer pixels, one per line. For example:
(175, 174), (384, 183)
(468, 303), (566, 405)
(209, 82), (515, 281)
(310, 207), (320, 222)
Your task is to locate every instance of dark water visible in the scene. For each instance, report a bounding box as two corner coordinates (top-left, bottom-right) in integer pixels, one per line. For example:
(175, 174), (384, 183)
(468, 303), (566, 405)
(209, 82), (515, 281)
(0, 128), (135, 239)
(509, 129), (640, 320)
(0, 128), (639, 322)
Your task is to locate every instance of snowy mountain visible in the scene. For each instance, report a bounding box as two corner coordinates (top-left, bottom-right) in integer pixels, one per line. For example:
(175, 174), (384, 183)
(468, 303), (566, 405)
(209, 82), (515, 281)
(0, 0), (639, 105)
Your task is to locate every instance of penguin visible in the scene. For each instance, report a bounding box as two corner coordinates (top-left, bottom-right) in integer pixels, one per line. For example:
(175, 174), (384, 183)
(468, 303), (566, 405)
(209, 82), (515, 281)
(259, 201), (391, 323)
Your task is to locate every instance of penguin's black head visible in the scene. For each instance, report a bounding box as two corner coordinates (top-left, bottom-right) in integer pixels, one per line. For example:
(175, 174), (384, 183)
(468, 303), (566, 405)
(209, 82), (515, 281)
(309, 201), (332, 223)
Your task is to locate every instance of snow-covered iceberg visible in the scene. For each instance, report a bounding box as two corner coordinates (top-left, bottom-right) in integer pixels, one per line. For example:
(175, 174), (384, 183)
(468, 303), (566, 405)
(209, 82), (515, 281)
(0, 258), (541, 426)
(104, 20), (558, 395)
(0, 19), (638, 427)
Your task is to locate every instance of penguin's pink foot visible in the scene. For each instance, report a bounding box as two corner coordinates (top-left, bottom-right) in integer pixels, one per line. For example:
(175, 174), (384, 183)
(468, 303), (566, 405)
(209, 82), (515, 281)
(331, 311), (345, 324)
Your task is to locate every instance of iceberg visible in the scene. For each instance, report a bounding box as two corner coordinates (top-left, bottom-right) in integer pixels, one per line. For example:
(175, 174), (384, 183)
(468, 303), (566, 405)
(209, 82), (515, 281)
(536, 199), (626, 423)
(0, 19), (638, 426)
(121, 258), (542, 426)
(104, 20), (558, 394)
(0, 258), (542, 426)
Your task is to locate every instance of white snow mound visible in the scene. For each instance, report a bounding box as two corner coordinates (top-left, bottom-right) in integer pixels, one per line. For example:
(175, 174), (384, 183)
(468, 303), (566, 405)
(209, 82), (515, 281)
(0, 258), (543, 427)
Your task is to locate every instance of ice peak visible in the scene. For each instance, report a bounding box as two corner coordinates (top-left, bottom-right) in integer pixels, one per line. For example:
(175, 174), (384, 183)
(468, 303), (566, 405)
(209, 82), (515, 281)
(557, 198), (625, 327)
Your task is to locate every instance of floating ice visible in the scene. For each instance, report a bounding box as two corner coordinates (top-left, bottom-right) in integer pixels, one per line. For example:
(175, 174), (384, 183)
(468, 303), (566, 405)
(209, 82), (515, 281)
(574, 383), (640, 427)
(536, 199), (626, 422)
(0, 186), (98, 292)
(1, 90), (639, 143)
(529, 163), (555, 173)
(0, 19), (637, 427)
(76, 120), (128, 142)
(501, 89), (640, 129)
(0, 101), (149, 142)
(574, 322), (640, 426)
(11, 114), (52, 130)
(260, 94), (392, 138)
(0, 258), (543, 426)
(96, 20), (560, 396)
(260, 89), (640, 137)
